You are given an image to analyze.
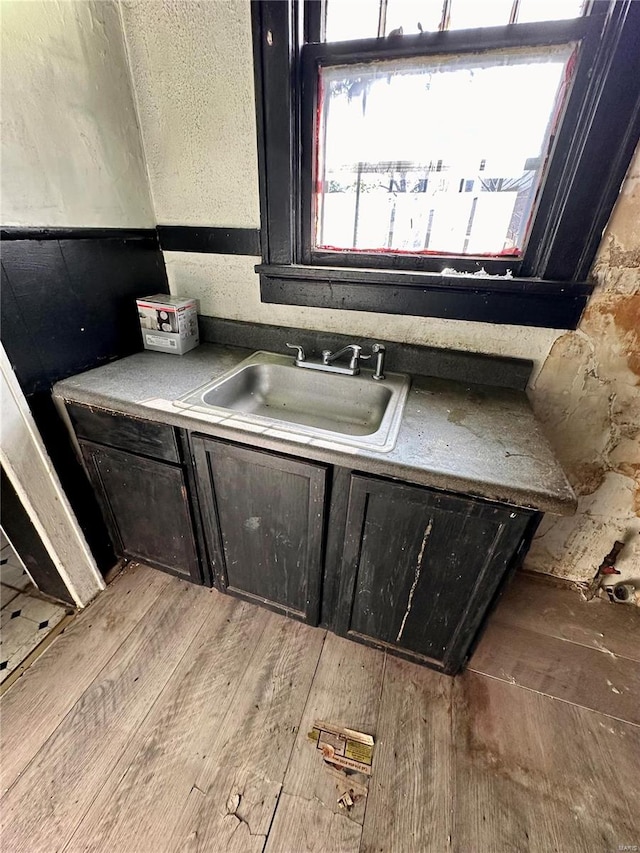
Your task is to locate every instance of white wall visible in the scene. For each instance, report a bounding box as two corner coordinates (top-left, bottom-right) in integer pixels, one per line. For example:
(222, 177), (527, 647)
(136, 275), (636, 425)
(120, 0), (260, 227)
(121, 0), (640, 584)
(1, 0), (154, 227)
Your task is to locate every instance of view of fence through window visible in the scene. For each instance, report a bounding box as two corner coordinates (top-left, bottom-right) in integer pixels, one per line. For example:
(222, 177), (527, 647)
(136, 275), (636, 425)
(324, 0), (586, 42)
(315, 45), (575, 257)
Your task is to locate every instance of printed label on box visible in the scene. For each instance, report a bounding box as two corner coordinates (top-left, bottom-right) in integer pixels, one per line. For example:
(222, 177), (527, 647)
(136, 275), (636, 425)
(145, 334), (177, 349)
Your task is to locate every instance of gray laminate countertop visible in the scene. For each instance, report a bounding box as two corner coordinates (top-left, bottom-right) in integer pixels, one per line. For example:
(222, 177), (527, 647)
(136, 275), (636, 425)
(53, 343), (576, 515)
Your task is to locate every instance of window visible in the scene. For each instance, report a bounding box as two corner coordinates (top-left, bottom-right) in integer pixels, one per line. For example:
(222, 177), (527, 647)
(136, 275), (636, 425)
(315, 47), (573, 258)
(324, 0), (586, 41)
(251, 1), (640, 328)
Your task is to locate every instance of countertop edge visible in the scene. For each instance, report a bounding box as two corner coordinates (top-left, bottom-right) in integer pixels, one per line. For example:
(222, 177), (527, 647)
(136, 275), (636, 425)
(53, 376), (578, 518)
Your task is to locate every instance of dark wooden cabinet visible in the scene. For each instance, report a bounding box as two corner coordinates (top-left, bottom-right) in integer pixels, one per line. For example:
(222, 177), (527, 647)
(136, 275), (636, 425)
(192, 436), (327, 624)
(334, 475), (534, 673)
(79, 440), (201, 583)
(67, 400), (542, 674)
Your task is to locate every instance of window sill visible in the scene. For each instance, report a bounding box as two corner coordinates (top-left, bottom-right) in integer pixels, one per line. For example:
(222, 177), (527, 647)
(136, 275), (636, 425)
(256, 263), (594, 330)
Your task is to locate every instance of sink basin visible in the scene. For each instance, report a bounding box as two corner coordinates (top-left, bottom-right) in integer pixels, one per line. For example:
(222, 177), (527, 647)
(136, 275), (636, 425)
(202, 362), (391, 435)
(174, 351), (410, 451)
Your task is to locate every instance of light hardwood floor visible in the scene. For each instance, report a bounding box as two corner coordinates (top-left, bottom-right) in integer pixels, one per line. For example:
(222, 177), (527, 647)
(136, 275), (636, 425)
(1, 564), (638, 852)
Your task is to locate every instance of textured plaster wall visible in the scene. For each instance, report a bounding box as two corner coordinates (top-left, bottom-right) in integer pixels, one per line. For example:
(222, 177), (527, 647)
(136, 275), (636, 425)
(525, 146), (640, 584)
(119, 0), (260, 227)
(1, 0), (153, 227)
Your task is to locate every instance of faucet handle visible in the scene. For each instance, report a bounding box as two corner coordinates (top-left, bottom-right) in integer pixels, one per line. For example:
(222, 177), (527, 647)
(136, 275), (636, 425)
(346, 344), (363, 371)
(286, 343), (306, 362)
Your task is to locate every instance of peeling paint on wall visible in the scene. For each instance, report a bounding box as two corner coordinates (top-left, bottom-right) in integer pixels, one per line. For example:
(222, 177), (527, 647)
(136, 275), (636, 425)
(526, 147), (640, 585)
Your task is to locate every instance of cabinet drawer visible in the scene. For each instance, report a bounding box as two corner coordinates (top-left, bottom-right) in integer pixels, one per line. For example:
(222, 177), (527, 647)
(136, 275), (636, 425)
(67, 402), (180, 463)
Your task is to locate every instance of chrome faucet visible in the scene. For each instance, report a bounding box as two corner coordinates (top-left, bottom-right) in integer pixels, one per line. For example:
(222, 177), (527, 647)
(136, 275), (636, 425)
(285, 343), (306, 365)
(322, 344), (364, 373)
(286, 342), (365, 375)
(286, 341), (387, 378)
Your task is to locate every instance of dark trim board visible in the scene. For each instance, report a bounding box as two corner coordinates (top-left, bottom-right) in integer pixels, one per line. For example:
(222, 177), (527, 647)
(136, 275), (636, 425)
(2, 226), (262, 257)
(157, 226), (261, 256)
(259, 269), (593, 329)
(1, 227), (157, 241)
(198, 315), (534, 389)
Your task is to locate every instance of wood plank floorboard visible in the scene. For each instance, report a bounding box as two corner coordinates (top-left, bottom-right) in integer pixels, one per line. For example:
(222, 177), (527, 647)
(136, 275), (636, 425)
(165, 610), (326, 853)
(470, 620), (640, 726)
(275, 633), (385, 829)
(0, 577), (212, 853)
(0, 563), (170, 794)
(1, 565), (638, 853)
(265, 792), (363, 853)
(493, 572), (640, 662)
(264, 633), (386, 852)
(62, 596), (270, 853)
(359, 656), (454, 853)
(452, 671), (640, 853)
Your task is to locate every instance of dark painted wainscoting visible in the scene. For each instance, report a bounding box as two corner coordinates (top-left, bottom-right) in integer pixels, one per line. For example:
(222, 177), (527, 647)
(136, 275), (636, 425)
(157, 225), (261, 256)
(1, 228), (169, 573)
(1, 228), (168, 391)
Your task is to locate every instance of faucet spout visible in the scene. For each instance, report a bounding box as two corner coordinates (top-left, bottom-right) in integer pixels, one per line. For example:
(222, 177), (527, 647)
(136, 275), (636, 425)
(321, 344), (363, 372)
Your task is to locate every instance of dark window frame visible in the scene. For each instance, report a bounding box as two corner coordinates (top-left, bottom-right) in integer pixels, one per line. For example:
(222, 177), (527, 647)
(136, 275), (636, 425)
(251, 0), (640, 329)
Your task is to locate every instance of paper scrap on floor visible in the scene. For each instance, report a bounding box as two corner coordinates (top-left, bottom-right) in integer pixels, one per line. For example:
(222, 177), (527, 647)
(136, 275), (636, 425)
(308, 721), (374, 775)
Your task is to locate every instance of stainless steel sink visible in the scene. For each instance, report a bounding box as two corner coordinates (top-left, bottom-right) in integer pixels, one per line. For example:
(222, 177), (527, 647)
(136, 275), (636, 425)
(174, 351), (410, 451)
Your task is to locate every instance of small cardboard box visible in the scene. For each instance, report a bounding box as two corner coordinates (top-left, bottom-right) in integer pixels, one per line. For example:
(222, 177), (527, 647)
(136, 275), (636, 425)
(136, 294), (199, 355)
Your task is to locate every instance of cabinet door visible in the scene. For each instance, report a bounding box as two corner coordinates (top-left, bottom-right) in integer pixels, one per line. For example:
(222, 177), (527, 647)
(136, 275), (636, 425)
(335, 475), (533, 673)
(79, 440), (201, 583)
(192, 437), (327, 624)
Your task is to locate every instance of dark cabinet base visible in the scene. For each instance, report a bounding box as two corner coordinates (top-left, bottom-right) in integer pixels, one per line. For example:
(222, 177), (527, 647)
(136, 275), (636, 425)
(67, 402), (543, 674)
